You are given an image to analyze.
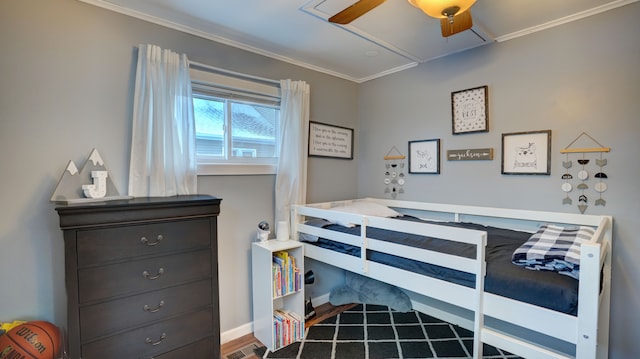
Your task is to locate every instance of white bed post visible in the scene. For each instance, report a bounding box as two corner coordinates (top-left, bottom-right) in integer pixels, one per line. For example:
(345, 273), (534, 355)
(576, 217), (613, 359)
(597, 221), (613, 359)
(472, 233), (487, 359)
(576, 242), (603, 359)
(597, 239), (612, 359)
(576, 217), (612, 359)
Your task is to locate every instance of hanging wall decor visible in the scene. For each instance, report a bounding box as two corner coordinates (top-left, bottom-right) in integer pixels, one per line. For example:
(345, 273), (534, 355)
(383, 146), (406, 199)
(451, 85), (488, 134)
(308, 121), (354, 159)
(409, 139), (441, 174)
(560, 132), (610, 213)
(501, 130), (551, 175)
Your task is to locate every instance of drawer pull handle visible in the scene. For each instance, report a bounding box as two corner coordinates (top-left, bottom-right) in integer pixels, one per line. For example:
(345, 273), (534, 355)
(142, 268), (165, 280)
(143, 300), (165, 313)
(145, 332), (166, 346)
(141, 235), (164, 246)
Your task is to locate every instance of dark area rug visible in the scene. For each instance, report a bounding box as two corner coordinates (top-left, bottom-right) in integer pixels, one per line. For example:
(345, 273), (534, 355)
(255, 304), (522, 359)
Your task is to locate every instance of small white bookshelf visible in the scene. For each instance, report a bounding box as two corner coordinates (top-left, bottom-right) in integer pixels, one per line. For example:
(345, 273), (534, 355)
(251, 240), (304, 351)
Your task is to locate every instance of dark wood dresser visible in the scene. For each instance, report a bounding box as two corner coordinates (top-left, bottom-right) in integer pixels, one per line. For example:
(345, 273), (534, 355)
(56, 195), (221, 359)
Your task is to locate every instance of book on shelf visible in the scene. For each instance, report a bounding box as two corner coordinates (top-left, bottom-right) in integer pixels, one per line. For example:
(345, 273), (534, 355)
(272, 250), (301, 297)
(273, 309), (303, 349)
(273, 251), (289, 294)
(272, 263), (282, 297)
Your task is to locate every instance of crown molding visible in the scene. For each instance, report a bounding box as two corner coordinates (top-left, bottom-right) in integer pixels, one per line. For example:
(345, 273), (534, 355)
(495, 0), (639, 42)
(78, 0), (360, 82)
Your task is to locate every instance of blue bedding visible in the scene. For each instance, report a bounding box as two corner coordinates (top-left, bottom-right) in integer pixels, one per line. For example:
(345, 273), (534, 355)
(305, 217), (580, 315)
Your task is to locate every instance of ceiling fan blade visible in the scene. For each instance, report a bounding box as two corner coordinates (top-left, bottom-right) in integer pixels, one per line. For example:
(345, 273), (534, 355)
(440, 10), (473, 37)
(328, 0), (386, 25)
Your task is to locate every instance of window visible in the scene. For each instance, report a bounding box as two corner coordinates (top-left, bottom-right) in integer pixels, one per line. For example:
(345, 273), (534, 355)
(190, 67), (281, 175)
(193, 96), (279, 163)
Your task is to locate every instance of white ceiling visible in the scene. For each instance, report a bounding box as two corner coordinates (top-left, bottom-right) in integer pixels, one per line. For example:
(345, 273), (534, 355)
(82, 0), (637, 83)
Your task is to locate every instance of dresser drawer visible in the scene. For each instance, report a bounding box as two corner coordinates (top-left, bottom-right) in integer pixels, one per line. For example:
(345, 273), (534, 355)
(77, 219), (211, 267)
(81, 308), (214, 359)
(80, 279), (212, 341)
(151, 337), (215, 359)
(78, 250), (211, 303)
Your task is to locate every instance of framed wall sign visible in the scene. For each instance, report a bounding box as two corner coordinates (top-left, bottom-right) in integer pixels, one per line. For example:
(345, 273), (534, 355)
(451, 85), (488, 134)
(308, 121), (354, 159)
(408, 139), (440, 174)
(501, 130), (551, 175)
(447, 148), (493, 161)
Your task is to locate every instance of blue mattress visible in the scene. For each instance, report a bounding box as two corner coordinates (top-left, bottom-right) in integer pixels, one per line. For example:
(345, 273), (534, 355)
(306, 217), (579, 315)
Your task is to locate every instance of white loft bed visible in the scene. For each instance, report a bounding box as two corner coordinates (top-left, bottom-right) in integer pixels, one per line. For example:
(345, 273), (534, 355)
(291, 198), (612, 359)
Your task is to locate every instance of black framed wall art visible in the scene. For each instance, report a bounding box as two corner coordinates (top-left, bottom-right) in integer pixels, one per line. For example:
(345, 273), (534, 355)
(451, 85), (488, 134)
(501, 130), (551, 175)
(408, 139), (440, 174)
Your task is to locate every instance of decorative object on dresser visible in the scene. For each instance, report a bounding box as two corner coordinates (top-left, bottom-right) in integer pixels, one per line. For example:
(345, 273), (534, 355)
(55, 195), (221, 359)
(50, 148), (132, 204)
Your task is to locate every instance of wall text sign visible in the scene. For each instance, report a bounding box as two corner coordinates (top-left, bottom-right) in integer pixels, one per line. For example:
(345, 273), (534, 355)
(447, 148), (494, 161)
(308, 122), (353, 159)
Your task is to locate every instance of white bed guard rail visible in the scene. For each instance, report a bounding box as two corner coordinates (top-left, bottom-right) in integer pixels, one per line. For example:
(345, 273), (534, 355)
(291, 198), (612, 359)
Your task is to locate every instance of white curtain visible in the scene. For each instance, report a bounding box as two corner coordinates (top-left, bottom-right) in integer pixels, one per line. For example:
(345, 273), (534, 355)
(275, 80), (310, 232)
(128, 44), (197, 197)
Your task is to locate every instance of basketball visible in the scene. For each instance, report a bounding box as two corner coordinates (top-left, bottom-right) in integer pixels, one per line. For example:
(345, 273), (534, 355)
(0, 321), (61, 359)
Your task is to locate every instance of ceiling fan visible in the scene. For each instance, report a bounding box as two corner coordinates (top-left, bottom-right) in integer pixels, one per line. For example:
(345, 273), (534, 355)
(328, 0), (476, 38)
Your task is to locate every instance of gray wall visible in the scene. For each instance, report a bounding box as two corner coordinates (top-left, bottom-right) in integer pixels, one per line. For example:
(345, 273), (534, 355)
(357, 3), (640, 358)
(0, 0), (357, 337)
(1, 0), (639, 357)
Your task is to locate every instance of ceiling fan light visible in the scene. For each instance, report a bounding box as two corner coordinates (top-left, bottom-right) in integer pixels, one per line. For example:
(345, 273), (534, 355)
(407, 0), (476, 19)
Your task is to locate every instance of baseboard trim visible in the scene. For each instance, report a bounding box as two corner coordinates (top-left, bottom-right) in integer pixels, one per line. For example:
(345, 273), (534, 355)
(221, 322), (253, 344)
(311, 292), (330, 306)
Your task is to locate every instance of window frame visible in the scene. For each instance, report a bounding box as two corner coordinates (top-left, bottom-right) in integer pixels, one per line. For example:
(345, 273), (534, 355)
(190, 67), (281, 175)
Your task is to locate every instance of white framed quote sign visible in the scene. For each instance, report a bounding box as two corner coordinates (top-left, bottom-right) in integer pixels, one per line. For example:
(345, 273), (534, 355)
(308, 121), (354, 159)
